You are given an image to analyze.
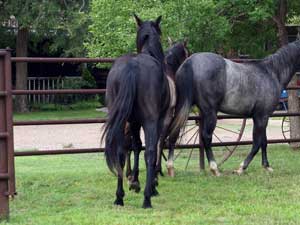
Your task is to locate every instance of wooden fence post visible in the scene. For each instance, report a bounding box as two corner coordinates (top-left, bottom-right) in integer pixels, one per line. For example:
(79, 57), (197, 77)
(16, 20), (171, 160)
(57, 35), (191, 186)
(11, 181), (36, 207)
(0, 50), (9, 220)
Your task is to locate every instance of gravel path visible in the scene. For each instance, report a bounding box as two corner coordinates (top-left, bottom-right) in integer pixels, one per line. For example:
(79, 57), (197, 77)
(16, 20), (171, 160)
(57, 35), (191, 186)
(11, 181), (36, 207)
(14, 118), (287, 151)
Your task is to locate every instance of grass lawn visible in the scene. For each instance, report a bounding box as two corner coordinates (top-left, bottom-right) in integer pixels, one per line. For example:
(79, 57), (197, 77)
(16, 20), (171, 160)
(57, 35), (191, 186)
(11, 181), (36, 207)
(14, 108), (106, 121)
(2, 144), (300, 225)
(13, 101), (106, 121)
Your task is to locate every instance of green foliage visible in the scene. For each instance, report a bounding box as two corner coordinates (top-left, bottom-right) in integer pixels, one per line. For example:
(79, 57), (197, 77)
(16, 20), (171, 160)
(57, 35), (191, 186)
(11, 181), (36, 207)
(54, 76), (97, 105)
(289, 16), (300, 25)
(86, 0), (230, 57)
(81, 67), (97, 88)
(86, 0), (299, 58)
(0, 0), (90, 56)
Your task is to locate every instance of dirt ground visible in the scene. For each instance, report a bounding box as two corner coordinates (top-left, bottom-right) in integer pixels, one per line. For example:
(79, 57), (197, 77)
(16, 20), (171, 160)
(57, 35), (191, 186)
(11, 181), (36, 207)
(14, 117), (288, 151)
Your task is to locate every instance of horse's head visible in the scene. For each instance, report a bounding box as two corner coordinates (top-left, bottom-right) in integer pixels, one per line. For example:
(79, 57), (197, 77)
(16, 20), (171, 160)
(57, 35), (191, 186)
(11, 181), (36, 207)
(133, 14), (164, 62)
(165, 38), (189, 77)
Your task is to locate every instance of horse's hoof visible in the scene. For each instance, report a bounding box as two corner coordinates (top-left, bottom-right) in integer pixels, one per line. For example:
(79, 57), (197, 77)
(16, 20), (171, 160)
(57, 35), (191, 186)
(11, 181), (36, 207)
(151, 188), (159, 197)
(210, 168), (221, 177)
(264, 166), (274, 173)
(233, 167), (244, 175)
(167, 167), (175, 177)
(209, 161), (221, 176)
(114, 198), (124, 206)
(155, 167), (164, 177)
(142, 201), (152, 209)
(127, 175), (133, 182)
(129, 181), (141, 193)
(159, 170), (164, 177)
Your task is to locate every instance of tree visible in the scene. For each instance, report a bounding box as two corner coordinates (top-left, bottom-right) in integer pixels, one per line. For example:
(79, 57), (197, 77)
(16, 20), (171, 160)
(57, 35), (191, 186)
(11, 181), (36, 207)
(0, 0), (90, 112)
(86, 0), (230, 58)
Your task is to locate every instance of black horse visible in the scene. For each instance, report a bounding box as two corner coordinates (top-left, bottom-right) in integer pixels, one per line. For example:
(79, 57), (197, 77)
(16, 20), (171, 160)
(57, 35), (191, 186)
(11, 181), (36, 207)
(170, 41), (300, 176)
(103, 15), (171, 208)
(125, 39), (189, 191)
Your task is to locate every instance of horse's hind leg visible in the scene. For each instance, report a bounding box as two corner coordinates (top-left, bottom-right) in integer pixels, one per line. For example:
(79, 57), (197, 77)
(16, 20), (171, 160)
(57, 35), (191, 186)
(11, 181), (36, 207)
(114, 130), (126, 206)
(128, 122), (142, 193)
(235, 116), (269, 175)
(165, 130), (180, 177)
(143, 121), (159, 208)
(201, 112), (221, 176)
(156, 110), (174, 178)
(125, 150), (132, 180)
(124, 124), (132, 179)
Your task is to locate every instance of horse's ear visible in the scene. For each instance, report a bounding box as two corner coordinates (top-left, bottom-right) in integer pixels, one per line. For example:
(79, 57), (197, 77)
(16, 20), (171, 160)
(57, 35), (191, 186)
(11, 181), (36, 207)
(155, 15), (162, 26)
(183, 38), (188, 47)
(167, 36), (173, 47)
(133, 13), (143, 27)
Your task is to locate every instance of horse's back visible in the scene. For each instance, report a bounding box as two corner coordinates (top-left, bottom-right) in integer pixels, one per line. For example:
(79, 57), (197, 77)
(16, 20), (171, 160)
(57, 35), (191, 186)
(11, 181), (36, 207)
(178, 53), (227, 110)
(133, 54), (168, 119)
(220, 59), (281, 115)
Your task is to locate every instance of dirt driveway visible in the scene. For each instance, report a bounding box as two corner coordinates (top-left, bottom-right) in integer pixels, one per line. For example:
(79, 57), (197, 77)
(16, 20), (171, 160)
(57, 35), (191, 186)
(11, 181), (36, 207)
(14, 118), (288, 151)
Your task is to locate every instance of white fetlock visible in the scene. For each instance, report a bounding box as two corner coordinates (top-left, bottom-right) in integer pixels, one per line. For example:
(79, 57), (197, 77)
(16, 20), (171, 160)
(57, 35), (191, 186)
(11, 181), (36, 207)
(167, 167), (175, 177)
(233, 167), (244, 175)
(166, 161), (175, 177)
(210, 161), (221, 177)
(264, 166), (274, 173)
(233, 161), (245, 175)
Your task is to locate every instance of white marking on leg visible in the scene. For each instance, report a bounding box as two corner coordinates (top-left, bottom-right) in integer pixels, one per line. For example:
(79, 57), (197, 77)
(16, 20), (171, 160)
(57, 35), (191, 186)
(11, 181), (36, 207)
(166, 160), (174, 169)
(264, 167), (274, 172)
(167, 159), (175, 177)
(209, 161), (221, 176)
(210, 161), (218, 170)
(240, 161), (244, 168)
(234, 161), (245, 175)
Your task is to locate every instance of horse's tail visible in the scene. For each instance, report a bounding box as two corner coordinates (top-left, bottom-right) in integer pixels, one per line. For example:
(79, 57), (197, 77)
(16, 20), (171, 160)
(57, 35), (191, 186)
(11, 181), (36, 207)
(102, 60), (138, 176)
(169, 62), (193, 138)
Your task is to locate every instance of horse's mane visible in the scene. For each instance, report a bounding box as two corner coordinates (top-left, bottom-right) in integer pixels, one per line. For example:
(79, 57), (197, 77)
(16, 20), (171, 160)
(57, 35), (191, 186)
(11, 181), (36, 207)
(136, 21), (164, 63)
(261, 40), (300, 76)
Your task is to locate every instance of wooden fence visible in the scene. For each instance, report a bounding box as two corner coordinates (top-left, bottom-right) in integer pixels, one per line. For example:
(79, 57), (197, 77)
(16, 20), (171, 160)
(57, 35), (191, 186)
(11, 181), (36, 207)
(27, 76), (81, 104)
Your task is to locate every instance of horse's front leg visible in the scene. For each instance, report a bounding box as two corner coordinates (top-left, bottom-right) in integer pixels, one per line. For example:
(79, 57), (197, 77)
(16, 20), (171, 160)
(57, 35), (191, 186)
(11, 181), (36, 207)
(235, 116), (269, 175)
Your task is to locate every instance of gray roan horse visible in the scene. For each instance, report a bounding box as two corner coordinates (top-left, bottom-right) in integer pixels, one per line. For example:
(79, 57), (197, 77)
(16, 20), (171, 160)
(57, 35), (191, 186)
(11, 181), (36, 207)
(103, 15), (173, 208)
(125, 39), (189, 192)
(170, 40), (300, 176)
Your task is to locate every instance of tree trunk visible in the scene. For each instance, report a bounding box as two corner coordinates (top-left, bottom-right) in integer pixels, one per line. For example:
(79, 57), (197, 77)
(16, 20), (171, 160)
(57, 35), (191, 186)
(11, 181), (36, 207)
(288, 75), (300, 149)
(15, 27), (29, 112)
(273, 0), (300, 149)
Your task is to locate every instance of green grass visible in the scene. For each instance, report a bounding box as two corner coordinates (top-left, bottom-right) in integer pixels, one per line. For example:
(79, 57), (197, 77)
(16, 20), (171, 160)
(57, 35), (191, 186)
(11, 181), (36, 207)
(14, 108), (106, 121)
(2, 145), (300, 224)
(13, 100), (106, 121)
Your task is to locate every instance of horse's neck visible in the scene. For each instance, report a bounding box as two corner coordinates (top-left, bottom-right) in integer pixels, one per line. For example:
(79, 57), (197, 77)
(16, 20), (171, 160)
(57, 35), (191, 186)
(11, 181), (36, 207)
(141, 38), (164, 64)
(265, 42), (300, 88)
(165, 63), (175, 80)
(164, 53), (183, 80)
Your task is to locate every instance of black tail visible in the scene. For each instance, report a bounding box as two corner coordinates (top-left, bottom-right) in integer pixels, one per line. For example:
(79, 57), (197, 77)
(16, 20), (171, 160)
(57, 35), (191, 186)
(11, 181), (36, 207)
(102, 61), (138, 175)
(169, 61), (193, 138)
